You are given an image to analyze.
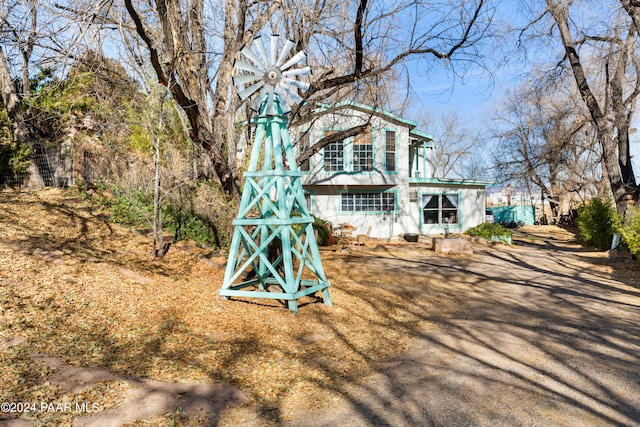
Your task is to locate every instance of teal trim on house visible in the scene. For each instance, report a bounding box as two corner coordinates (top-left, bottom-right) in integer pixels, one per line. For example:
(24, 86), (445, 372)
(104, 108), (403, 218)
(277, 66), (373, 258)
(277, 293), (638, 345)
(348, 126), (376, 174)
(321, 127), (347, 174)
(409, 177), (495, 186)
(410, 129), (435, 142)
(337, 188), (399, 214)
(418, 191), (463, 229)
(313, 101), (419, 128)
(383, 127), (398, 174)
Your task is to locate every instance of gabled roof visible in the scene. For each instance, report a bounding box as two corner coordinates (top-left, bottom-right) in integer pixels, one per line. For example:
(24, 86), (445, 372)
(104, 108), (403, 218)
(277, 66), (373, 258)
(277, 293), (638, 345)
(312, 101), (434, 140)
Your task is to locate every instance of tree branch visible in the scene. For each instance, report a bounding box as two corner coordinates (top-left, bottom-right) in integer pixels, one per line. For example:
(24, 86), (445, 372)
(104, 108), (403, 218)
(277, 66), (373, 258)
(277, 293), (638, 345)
(296, 123), (370, 166)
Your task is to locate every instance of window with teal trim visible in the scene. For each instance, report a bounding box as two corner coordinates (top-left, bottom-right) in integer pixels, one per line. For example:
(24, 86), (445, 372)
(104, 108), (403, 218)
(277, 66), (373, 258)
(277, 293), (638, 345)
(323, 130), (344, 172)
(341, 192), (396, 212)
(299, 132), (310, 171)
(385, 130), (396, 172)
(353, 132), (373, 172)
(421, 194), (459, 225)
(304, 191), (312, 213)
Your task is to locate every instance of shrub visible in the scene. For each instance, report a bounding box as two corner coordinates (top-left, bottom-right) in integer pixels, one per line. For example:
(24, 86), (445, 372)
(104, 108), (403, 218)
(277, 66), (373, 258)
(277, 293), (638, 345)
(109, 190), (153, 228)
(619, 205), (640, 258)
(0, 109), (32, 184)
(575, 198), (618, 250)
(164, 204), (221, 247)
(465, 222), (512, 241)
(312, 216), (332, 246)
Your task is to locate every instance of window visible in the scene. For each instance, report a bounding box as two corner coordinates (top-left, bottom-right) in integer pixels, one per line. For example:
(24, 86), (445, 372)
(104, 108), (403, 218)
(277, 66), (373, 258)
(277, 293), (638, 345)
(353, 132), (373, 172)
(323, 130), (344, 172)
(385, 130), (396, 172)
(304, 191), (312, 213)
(341, 192), (396, 212)
(421, 194), (459, 225)
(299, 131), (310, 171)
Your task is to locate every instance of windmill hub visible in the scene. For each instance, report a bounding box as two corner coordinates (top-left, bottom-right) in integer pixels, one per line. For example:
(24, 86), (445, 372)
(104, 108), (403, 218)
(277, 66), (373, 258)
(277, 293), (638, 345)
(264, 67), (281, 85)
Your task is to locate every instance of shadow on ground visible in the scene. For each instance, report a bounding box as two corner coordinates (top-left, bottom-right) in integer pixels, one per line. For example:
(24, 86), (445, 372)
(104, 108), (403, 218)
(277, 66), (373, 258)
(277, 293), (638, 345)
(282, 229), (640, 426)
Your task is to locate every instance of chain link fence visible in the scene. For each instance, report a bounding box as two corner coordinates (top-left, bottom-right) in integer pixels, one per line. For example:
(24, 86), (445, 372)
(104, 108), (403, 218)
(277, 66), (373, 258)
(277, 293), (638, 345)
(1, 143), (99, 190)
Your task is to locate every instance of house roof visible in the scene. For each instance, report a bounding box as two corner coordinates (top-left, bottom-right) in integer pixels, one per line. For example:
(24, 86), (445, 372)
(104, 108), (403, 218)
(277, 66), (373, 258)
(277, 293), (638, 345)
(410, 129), (435, 143)
(312, 101), (434, 140)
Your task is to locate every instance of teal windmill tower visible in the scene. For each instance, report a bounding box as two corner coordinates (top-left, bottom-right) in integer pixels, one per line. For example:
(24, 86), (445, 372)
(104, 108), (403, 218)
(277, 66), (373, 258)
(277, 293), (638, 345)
(219, 35), (332, 313)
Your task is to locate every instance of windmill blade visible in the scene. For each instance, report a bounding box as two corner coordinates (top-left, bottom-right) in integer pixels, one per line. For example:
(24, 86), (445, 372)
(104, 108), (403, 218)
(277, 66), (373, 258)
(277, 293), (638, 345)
(279, 82), (304, 105)
(254, 36), (270, 67)
(281, 51), (306, 71)
(240, 45), (265, 70)
(233, 74), (262, 87)
(270, 35), (279, 66)
(238, 80), (264, 101)
(234, 59), (263, 74)
(282, 66), (311, 78)
(283, 77), (310, 92)
(276, 40), (296, 67)
(274, 87), (292, 113)
(251, 86), (269, 111)
(265, 87), (277, 116)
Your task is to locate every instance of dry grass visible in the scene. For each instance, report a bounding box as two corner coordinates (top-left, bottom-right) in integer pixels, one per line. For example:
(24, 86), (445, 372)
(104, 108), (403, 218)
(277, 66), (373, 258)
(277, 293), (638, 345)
(0, 188), (427, 425)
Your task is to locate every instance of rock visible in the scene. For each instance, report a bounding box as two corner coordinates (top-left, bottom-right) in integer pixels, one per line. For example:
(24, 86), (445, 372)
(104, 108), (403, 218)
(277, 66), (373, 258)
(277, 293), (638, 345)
(432, 238), (473, 255)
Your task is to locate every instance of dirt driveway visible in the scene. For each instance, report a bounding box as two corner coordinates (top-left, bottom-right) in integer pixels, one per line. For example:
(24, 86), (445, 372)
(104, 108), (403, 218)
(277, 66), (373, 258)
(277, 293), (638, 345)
(281, 227), (640, 426)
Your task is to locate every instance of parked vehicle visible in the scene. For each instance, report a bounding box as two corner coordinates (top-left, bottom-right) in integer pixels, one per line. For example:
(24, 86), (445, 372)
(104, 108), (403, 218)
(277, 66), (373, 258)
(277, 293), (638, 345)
(485, 209), (495, 224)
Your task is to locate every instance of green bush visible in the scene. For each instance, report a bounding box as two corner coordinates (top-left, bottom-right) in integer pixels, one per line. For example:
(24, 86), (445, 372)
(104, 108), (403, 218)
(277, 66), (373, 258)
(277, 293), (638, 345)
(164, 204), (220, 247)
(0, 141), (31, 181)
(465, 222), (512, 241)
(575, 198), (618, 250)
(109, 190), (153, 228)
(619, 205), (640, 258)
(312, 216), (332, 246)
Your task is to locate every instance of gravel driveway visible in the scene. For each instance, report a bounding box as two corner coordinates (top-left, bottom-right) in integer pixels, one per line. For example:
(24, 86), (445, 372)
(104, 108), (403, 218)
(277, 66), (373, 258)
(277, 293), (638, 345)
(285, 226), (640, 427)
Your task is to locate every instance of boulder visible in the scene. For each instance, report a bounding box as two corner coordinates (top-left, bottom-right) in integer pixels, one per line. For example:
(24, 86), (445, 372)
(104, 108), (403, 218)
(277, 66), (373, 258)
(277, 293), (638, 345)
(432, 238), (473, 255)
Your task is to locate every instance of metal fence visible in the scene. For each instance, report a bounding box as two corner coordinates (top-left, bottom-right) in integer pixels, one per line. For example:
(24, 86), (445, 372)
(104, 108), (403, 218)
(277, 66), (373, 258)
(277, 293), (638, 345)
(1, 144), (98, 189)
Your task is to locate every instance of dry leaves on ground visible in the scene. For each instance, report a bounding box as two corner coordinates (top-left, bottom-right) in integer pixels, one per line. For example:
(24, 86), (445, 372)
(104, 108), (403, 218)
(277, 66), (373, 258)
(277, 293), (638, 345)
(0, 188), (430, 425)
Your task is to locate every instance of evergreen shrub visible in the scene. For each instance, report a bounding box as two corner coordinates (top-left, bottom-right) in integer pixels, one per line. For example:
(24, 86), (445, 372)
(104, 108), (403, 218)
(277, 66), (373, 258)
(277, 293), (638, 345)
(575, 198), (617, 250)
(619, 205), (640, 258)
(465, 222), (512, 241)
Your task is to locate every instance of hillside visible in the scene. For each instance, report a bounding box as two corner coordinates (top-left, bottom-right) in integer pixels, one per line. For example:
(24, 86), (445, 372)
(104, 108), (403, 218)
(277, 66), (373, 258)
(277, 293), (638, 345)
(0, 188), (414, 425)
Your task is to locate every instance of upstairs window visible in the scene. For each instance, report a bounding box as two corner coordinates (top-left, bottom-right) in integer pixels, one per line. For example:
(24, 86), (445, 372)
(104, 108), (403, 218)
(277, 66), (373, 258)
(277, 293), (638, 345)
(352, 132), (373, 172)
(385, 130), (396, 172)
(323, 130), (344, 172)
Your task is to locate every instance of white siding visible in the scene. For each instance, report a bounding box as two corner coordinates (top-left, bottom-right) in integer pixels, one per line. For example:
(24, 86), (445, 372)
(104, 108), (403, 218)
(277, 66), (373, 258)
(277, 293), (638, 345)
(288, 104), (489, 238)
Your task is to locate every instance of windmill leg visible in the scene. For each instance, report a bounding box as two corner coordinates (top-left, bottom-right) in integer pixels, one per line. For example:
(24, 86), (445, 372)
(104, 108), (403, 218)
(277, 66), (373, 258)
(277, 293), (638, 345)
(321, 287), (333, 307)
(287, 299), (299, 314)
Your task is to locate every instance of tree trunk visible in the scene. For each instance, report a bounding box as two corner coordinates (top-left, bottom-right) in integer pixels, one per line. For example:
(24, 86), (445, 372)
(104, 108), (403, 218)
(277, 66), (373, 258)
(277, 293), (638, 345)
(0, 46), (46, 187)
(546, 1), (636, 216)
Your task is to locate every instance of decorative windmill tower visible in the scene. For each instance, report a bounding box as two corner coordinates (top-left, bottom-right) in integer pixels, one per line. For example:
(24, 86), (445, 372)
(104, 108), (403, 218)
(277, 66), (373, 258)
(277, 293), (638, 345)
(219, 35), (332, 313)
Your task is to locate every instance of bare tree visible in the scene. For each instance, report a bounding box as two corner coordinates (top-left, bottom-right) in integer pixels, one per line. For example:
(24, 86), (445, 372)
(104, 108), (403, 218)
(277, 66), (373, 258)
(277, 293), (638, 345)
(3, 0), (498, 197)
(0, 0), (97, 186)
(491, 77), (601, 221)
(105, 0), (498, 197)
(419, 111), (480, 179)
(527, 0), (640, 216)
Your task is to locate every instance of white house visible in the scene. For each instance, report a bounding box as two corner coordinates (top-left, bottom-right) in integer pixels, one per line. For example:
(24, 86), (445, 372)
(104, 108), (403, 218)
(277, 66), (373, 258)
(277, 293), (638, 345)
(288, 102), (491, 239)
